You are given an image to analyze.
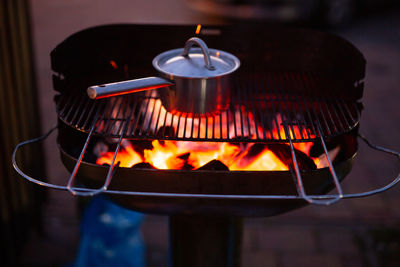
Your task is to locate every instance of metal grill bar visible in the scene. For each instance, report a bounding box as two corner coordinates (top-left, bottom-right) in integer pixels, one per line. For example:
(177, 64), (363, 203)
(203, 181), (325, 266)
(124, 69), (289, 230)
(255, 76), (271, 139)
(56, 72), (361, 142)
(285, 73), (306, 140)
(290, 73), (313, 139)
(304, 74), (332, 137)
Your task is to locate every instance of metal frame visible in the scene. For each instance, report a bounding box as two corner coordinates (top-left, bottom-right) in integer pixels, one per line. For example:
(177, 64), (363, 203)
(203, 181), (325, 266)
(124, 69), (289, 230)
(12, 126), (400, 205)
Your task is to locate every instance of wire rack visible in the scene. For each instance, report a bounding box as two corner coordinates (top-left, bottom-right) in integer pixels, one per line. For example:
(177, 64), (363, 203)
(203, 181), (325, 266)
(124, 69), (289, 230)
(56, 72), (361, 143)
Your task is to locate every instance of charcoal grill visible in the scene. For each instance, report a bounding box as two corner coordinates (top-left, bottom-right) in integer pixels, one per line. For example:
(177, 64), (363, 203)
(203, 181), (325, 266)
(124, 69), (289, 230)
(12, 24), (400, 266)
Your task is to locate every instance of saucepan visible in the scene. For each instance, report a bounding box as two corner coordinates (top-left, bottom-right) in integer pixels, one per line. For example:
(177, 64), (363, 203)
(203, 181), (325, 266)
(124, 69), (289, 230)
(87, 37), (240, 115)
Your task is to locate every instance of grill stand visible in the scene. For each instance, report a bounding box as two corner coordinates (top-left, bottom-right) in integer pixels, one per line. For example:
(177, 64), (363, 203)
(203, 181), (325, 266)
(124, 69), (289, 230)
(169, 215), (242, 267)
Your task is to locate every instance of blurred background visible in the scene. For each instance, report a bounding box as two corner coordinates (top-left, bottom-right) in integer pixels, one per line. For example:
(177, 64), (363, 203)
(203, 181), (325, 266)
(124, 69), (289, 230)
(1, 0), (400, 266)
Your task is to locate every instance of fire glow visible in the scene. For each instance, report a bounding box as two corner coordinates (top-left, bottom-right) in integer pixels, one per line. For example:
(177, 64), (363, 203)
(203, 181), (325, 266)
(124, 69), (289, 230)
(97, 100), (323, 171)
(97, 140), (295, 171)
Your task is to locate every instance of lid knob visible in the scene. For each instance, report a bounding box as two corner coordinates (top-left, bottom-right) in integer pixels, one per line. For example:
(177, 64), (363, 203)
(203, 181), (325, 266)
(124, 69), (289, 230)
(182, 37), (215, 70)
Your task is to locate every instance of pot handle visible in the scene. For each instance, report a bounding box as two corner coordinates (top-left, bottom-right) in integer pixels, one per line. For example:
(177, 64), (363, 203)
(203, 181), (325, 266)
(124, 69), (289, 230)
(182, 37), (215, 70)
(87, 77), (173, 99)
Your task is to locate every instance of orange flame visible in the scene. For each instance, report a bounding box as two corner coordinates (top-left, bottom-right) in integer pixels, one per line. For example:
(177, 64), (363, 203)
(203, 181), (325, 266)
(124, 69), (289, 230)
(96, 99), (323, 171)
(97, 142), (142, 167)
(230, 150), (287, 171)
(97, 139), (291, 171)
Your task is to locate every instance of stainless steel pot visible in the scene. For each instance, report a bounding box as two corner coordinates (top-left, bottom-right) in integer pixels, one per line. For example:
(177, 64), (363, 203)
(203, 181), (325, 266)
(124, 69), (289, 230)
(87, 37), (240, 115)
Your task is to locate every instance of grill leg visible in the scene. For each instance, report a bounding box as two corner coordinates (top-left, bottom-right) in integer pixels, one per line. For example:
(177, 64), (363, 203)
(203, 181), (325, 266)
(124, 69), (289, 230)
(169, 215), (243, 267)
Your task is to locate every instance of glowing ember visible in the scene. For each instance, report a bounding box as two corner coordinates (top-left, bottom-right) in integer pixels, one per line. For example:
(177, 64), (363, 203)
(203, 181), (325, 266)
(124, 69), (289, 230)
(96, 101), (327, 171)
(230, 149), (287, 171)
(97, 139), (293, 171)
(96, 136), (322, 171)
(97, 141), (142, 167)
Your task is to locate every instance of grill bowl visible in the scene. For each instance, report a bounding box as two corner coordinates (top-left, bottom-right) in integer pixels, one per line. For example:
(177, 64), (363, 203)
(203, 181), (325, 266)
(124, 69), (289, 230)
(57, 120), (357, 217)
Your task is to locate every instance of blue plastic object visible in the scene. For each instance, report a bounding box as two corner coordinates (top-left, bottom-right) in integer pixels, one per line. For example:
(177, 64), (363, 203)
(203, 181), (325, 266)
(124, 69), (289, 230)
(72, 195), (145, 267)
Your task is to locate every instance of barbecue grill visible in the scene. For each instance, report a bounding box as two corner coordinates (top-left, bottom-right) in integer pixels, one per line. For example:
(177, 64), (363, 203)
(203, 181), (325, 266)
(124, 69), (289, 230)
(12, 24), (400, 266)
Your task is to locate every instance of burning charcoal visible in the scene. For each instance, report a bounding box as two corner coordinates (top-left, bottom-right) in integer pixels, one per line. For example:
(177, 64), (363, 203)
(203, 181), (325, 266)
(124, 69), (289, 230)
(177, 152), (190, 160)
(244, 144), (268, 158)
(131, 162), (156, 169)
(228, 139), (246, 147)
(175, 153), (194, 170)
(156, 126), (176, 146)
(309, 141), (323, 157)
(266, 144), (317, 170)
(181, 163), (195, 170)
(129, 140), (153, 155)
(197, 160), (229, 171)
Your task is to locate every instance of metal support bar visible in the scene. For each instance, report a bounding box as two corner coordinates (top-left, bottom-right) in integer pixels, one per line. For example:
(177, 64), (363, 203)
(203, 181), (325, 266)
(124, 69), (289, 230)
(66, 96), (136, 196)
(315, 125), (344, 204)
(66, 120), (122, 196)
(284, 123), (343, 205)
(284, 123), (316, 204)
(12, 128), (400, 202)
(66, 119), (102, 196)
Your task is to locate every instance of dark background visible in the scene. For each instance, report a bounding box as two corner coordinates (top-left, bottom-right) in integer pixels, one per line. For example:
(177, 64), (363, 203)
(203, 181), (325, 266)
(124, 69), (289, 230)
(13, 0), (400, 266)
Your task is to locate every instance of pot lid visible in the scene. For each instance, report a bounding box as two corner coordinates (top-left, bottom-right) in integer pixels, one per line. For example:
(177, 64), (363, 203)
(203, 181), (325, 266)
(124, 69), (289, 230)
(153, 37), (240, 78)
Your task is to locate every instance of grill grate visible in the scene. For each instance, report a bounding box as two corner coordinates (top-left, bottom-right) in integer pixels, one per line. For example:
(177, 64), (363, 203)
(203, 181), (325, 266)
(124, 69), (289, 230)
(56, 72), (361, 142)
